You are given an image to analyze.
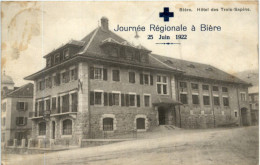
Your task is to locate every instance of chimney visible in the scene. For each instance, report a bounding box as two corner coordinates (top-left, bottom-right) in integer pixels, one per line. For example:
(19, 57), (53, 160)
(101, 17), (109, 31)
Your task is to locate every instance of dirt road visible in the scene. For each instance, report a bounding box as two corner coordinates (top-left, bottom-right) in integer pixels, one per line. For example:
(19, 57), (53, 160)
(2, 126), (258, 165)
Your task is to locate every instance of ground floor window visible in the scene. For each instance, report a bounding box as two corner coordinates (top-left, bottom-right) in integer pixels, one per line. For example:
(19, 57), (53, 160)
(63, 119), (72, 135)
(39, 122), (46, 136)
(180, 93), (188, 104)
(223, 97), (229, 106)
(136, 118), (145, 129)
(203, 96), (210, 105)
(103, 118), (113, 131)
(214, 96), (220, 106)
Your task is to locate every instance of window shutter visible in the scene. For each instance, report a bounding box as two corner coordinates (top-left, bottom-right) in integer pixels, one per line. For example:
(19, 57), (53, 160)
(150, 75), (153, 85)
(25, 102), (28, 111)
(16, 117), (19, 125)
(121, 94), (125, 106)
(75, 68), (78, 80)
(133, 73), (135, 83)
(109, 93), (113, 106)
(16, 102), (19, 111)
(90, 67), (94, 79)
(103, 68), (107, 81)
(90, 91), (94, 105)
(140, 74), (143, 84)
(137, 95), (140, 107)
(125, 94), (129, 107)
(24, 117), (28, 125)
(104, 92), (108, 106)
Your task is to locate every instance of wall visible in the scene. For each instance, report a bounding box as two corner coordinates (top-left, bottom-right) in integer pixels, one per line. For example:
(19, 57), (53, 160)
(175, 76), (249, 128)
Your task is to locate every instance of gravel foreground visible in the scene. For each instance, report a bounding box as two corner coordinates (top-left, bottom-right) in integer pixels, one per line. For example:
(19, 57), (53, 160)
(2, 126), (258, 165)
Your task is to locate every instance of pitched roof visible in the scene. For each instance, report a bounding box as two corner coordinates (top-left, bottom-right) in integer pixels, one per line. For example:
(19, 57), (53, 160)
(5, 83), (33, 98)
(151, 54), (249, 85)
(76, 27), (182, 72)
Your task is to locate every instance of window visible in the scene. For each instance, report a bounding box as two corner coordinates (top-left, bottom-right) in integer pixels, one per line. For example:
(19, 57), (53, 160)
(240, 93), (246, 101)
(191, 83), (199, 90)
(46, 77), (52, 88)
(179, 82), (187, 88)
(222, 87), (228, 93)
(54, 73), (60, 86)
(64, 48), (70, 59)
(203, 96), (210, 105)
(71, 93), (78, 112)
(16, 102), (27, 111)
(103, 118), (113, 131)
(40, 80), (45, 90)
(90, 91), (103, 106)
(136, 118), (145, 129)
(214, 96), (220, 106)
(129, 94), (136, 106)
(129, 72), (135, 83)
(39, 122), (46, 136)
(157, 75), (167, 95)
(112, 70), (120, 81)
(46, 57), (51, 67)
(180, 93), (188, 104)
(51, 97), (56, 110)
(202, 85), (209, 91)
(70, 68), (78, 81)
(126, 49), (134, 61)
(144, 95), (150, 107)
(16, 117), (27, 126)
(62, 71), (70, 83)
(223, 97), (229, 106)
(46, 99), (51, 111)
(63, 119), (72, 135)
(235, 111), (238, 117)
(54, 53), (60, 64)
(110, 47), (118, 57)
(2, 103), (6, 112)
(94, 68), (102, 79)
(192, 94), (199, 105)
(2, 117), (5, 126)
(39, 101), (44, 116)
(134, 51), (140, 61)
(140, 73), (153, 85)
(62, 94), (69, 113)
(112, 93), (120, 106)
(213, 86), (219, 91)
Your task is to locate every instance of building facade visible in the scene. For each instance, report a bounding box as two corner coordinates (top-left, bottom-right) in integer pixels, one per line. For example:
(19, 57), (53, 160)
(25, 17), (251, 145)
(248, 87), (259, 125)
(1, 74), (33, 145)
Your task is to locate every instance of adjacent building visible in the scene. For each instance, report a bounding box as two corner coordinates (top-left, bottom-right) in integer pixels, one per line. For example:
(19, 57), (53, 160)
(249, 86), (259, 125)
(1, 73), (33, 145)
(25, 17), (251, 145)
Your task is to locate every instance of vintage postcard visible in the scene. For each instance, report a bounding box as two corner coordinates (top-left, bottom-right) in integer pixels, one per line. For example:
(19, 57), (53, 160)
(1, 1), (259, 165)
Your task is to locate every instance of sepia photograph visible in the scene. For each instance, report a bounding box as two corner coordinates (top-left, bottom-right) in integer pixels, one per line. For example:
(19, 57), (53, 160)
(1, 1), (259, 165)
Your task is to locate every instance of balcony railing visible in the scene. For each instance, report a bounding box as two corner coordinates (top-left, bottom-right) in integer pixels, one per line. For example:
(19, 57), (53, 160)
(30, 105), (78, 118)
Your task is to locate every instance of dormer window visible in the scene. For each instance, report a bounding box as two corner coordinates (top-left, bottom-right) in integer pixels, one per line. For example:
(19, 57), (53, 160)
(46, 57), (51, 67)
(54, 53), (60, 64)
(110, 47), (118, 57)
(126, 49), (134, 60)
(64, 48), (70, 59)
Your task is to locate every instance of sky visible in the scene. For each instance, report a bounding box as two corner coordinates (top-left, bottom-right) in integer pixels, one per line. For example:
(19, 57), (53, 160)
(1, 1), (258, 86)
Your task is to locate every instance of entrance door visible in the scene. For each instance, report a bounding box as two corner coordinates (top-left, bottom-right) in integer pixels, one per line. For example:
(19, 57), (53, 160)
(52, 121), (55, 139)
(241, 108), (248, 126)
(158, 108), (166, 125)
